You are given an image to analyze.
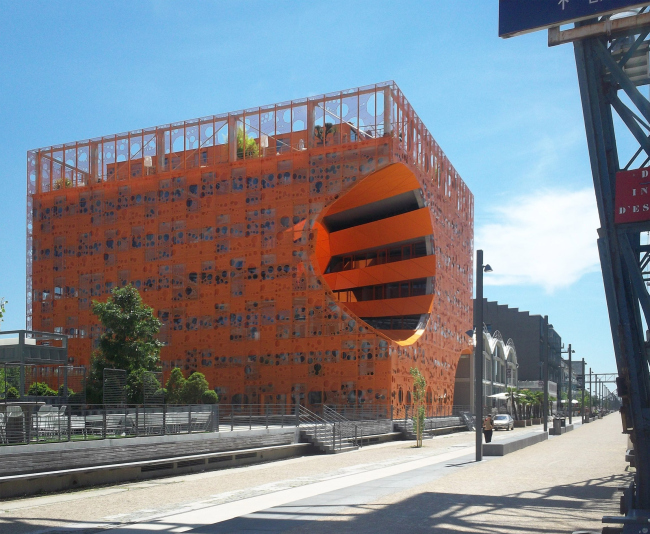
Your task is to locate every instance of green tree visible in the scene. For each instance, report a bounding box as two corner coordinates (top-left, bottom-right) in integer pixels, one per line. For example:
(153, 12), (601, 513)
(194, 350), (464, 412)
(89, 285), (163, 403)
(126, 368), (162, 405)
(165, 367), (187, 404)
(236, 127), (259, 159)
(0, 366), (20, 394)
(409, 367), (427, 448)
(28, 382), (57, 397)
(181, 372), (210, 404)
(532, 391), (544, 419)
(314, 122), (338, 144)
(0, 298), (7, 329)
(201, 390), (219, 404)
(519, 389), (534, 420)
(506, 387), (520, 420)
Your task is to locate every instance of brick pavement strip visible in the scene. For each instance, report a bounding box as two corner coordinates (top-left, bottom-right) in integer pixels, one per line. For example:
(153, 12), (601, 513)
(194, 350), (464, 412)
(0, 415), (629, 534)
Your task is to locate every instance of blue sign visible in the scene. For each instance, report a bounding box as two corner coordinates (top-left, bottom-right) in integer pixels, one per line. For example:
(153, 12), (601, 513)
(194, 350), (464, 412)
(499, 0), (648, 37)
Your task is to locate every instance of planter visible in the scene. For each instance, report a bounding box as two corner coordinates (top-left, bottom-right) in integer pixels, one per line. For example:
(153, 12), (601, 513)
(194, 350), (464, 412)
(525, 420), (532, 426)
(513, 420), (527, 428)
(532, 418), (542, 425)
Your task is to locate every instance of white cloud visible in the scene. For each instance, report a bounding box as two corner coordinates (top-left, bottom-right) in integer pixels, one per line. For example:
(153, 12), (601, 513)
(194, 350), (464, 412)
(475, 188), (601, 293)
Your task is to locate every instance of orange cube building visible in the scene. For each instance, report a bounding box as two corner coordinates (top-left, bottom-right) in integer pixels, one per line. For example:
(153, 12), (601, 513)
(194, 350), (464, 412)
(27, 82), (473, 413)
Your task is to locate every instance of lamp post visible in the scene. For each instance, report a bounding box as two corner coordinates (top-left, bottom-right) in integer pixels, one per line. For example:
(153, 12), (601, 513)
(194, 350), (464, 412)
(589, 367), (592, 421)
(561, 344), (575, 424)
(581, 358), (586, 424)
(542, 315), (548, 432)
(474, 249), (492, 462)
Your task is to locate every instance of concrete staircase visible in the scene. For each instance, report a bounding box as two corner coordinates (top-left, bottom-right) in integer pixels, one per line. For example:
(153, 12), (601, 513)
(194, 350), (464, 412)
(298, 407), (359, 454)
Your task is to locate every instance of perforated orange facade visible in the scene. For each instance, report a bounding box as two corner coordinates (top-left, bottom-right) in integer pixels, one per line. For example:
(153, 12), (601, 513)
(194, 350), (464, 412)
(27, 82), (473, 413)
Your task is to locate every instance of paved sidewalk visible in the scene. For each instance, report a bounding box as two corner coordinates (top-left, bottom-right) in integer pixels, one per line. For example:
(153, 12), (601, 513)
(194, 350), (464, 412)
(0, 415), (629, 534)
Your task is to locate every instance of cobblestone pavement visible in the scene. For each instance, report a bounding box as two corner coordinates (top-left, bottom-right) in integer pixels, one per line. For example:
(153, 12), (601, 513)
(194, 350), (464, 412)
(0, 415), (629, 534)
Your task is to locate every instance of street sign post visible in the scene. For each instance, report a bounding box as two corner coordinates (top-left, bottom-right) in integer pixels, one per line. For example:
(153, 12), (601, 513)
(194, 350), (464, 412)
(576, 374), (585, 389)
(499, 0), (649, 38)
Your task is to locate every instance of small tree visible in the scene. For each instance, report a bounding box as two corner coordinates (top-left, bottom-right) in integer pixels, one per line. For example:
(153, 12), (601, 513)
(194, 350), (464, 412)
(181, 372), (210, 404)
(409, 367), (427, 448)
(165, 367), (187, 404)
(314, 122), (338, 144)
(236, 127), (259, 159)
(28, 382), (57, 397)
(201, 390), (219, 404)
(126, 368), (162, 405)
(0, 298), (7, 329)
(519, 389), (534, 420)
(506, 387), (519, 419)
(532, 391), (544, 419)
(89, 285), (163, 403)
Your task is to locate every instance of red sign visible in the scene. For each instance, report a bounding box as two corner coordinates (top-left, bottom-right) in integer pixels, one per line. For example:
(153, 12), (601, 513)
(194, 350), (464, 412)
(615, 167), (650, 224)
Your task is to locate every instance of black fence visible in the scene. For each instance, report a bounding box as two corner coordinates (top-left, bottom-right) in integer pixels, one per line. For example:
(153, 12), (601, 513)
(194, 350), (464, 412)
(0, 403), (299, 446)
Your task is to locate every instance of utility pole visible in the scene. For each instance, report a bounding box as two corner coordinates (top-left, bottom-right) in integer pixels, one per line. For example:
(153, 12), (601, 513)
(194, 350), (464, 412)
(475, 250), (484, 463)
(474, 250), (492, 463)
(589, 367), (593, 421)
(561, 344), (574, 424)
(543, 315), (549, 432)
(581, 358), (585, 424)
(568, 345), (573, 424)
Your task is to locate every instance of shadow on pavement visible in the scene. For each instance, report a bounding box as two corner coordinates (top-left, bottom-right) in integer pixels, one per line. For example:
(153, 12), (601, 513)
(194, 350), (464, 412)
(0, 472), (632, 534)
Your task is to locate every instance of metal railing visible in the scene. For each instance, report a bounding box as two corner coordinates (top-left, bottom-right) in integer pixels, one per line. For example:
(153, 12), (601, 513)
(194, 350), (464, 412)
(298, 405), (363, 451)
(0, 403), (298, 446)
(0, 402), (475, 447)
(394, 404), (473, 434)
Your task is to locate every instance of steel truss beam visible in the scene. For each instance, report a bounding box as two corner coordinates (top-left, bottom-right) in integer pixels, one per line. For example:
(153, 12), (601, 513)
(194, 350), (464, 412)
(573, 20), (650, 518)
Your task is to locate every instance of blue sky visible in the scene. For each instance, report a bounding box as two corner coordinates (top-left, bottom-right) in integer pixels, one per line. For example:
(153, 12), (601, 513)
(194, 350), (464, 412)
(0, 2), (619, 375)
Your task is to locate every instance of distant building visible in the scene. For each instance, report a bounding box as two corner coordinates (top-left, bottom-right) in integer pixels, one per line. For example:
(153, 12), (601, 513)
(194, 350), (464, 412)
(453, 329), (518, 411)
(477, 299), (562, 385)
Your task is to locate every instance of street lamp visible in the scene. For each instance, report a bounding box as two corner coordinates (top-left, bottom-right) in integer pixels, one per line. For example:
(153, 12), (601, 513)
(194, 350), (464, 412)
(561, 344), (575, 424)
(475, 249), (492, 462)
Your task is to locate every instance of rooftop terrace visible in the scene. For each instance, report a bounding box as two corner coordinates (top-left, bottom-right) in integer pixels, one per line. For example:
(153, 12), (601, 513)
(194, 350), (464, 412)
(27, 81), (462, 195)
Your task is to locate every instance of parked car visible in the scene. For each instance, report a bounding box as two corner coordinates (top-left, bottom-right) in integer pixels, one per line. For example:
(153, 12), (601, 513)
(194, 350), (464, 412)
(492, 414), (514, 431)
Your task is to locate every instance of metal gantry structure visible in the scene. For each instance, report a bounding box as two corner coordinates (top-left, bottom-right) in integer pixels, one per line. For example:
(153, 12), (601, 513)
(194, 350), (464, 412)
(570, 10), (650, 518)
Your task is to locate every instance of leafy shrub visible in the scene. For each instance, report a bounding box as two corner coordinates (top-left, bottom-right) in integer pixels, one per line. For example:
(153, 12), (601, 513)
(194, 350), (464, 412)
(165, 368), (186, 404)
(201, 390), (219, 404)
(6, 387), (19, 399)
(58, 385), (75, 397)
(28, 382), (57, 397)
(181, 372), (209, 404)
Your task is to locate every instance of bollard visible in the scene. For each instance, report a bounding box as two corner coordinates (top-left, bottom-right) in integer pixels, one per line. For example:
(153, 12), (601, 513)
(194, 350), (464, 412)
(188, 405), (192, 434)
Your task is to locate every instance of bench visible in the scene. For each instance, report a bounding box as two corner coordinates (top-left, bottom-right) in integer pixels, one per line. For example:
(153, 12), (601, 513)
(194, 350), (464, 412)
(483, 431), (548, 456)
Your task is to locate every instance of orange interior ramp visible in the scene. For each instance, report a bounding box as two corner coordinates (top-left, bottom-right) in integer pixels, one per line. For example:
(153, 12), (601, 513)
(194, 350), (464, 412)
(328, 208), (434, 257)
(323, 255), (436, 291)
(345, 294), (434, 318)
